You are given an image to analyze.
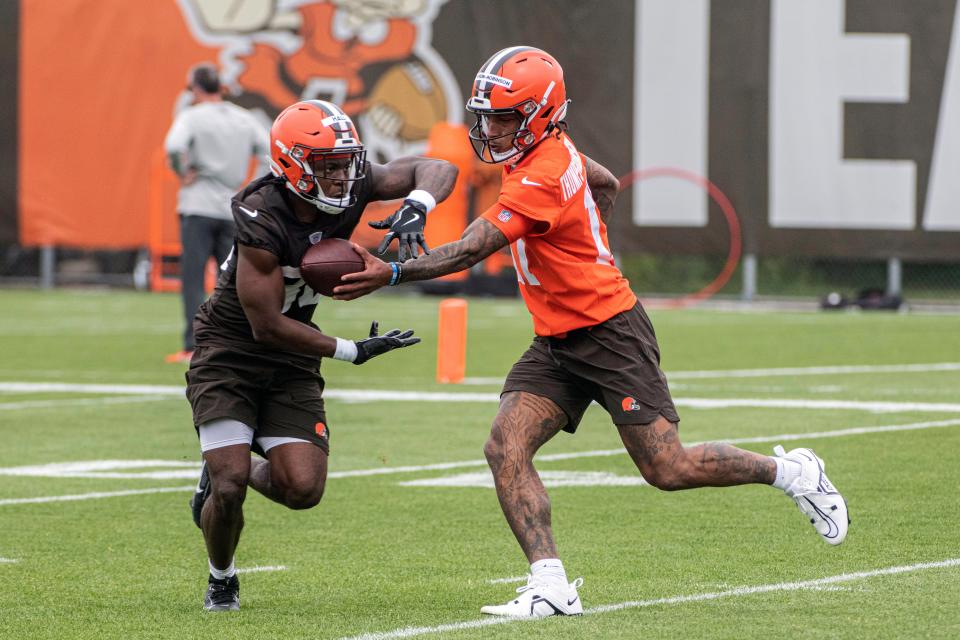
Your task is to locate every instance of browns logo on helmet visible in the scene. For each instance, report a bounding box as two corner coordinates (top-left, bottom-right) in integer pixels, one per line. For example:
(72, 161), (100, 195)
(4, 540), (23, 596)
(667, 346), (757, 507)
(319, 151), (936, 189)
(466, 46), (570, 164)
(269, 100), (367, 214)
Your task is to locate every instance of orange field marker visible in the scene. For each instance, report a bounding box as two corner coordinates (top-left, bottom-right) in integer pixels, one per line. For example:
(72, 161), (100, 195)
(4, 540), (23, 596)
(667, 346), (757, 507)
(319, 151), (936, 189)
(436, 298), (468, 384)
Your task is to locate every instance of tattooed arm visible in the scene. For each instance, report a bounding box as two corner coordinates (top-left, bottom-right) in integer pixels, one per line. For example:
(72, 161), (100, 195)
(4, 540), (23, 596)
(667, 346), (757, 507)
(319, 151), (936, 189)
(400, 218), (509, 281)
(332, 218), (510, 300)
(583, 154), (619, 222)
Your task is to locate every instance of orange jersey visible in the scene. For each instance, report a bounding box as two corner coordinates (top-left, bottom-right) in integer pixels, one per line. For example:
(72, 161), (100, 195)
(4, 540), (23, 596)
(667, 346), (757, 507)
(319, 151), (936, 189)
(482, 133), (636, 336)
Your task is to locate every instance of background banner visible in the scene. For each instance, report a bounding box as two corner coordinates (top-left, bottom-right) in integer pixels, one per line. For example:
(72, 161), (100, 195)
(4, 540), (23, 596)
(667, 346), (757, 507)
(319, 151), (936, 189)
(11, 0), (960, 259)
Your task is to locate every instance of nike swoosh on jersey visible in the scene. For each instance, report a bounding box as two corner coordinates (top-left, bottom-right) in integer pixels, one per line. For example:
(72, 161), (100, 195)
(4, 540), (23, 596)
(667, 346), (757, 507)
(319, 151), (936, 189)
(238, 205), (258, 218)
(521, 177), (542, 186)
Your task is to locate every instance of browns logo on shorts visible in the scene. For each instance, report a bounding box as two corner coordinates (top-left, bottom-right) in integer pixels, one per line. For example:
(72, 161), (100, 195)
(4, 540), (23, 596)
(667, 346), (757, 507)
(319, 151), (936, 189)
(501, 301), (680, 432)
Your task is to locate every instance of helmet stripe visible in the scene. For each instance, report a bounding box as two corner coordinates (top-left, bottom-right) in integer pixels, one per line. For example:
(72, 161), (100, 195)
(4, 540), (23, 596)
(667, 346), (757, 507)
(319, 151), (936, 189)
(482, 46), (536, 75)
(301, 100), (356, 140)
(303, 99), (334, 117)
(476, 45), (538, 98)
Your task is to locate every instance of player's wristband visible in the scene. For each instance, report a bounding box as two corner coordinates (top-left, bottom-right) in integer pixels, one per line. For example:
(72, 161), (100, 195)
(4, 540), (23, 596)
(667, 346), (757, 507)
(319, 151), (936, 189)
(405, 189), (436, 213)
(388, 261), (403, 286)
(333, 337), (358, 362)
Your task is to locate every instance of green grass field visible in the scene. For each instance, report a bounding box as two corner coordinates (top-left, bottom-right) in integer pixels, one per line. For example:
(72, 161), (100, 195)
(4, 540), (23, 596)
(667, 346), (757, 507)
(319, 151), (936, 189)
(1, 289), (959, 639)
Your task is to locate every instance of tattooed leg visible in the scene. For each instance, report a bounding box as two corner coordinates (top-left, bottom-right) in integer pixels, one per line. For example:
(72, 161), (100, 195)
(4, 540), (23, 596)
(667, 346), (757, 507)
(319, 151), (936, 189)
(618, 415), (776, 490)
(484, 391), (568, 563)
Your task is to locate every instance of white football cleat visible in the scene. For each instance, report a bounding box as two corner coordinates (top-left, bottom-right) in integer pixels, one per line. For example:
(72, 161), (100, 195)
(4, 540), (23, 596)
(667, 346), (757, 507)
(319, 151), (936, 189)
(774, 445), (849, 545)
(480, 576), (584, 617)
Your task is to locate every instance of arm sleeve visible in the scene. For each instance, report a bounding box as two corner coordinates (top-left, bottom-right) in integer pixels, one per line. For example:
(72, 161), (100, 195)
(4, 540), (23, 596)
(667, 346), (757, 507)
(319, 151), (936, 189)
(480, 202), (536, 244)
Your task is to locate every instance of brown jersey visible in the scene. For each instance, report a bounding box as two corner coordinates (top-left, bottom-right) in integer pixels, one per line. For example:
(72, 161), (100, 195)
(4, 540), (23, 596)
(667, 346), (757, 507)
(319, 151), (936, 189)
(192, 171), (375, 369)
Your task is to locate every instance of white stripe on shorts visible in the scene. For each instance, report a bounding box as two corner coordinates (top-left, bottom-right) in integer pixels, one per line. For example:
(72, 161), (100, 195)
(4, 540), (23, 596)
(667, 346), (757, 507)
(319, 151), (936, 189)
(199, 419), (254, 452)
(198, 419), (310, 453)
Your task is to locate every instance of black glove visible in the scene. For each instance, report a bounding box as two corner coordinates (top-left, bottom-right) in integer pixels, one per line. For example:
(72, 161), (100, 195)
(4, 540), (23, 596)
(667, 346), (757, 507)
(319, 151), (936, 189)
(353, 321), (421, 365)
(369, 199), (430, 261)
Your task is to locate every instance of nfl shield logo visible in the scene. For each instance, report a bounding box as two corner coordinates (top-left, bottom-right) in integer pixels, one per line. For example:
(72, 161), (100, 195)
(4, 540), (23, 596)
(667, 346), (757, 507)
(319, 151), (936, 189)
(309, 232), (324, 245)
(498, 209), (512, 223)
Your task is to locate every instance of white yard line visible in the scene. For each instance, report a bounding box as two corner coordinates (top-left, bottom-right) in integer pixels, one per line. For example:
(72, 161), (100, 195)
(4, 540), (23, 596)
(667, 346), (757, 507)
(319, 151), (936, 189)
(340, 558), (960, 640)
(4, 417), (960, 506)
(0, 382), (185, 395)
(2, 359), (958, 396)
(331, 417), (960, 478)
(0, 460), (202, 480)
(401, 471), (647, 489)
(236, 565), (287, 574)
(0, 395), (172, 412)
(486, 575), (527, 585)
(4, 388), (960, 413)
(0, 558), (19, 564)
(461, 377), (505, 386)
(675, 398), (960, 412)
(459, 363), (960, 386)
(668, 362), (960, 380)
(0, 486), (194, 507)
(3, 381), (960, 413)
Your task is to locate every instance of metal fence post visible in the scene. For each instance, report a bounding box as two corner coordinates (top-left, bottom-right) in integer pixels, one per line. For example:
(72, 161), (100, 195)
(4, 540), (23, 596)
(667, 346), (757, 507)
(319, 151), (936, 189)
(40, 245), (55, 289)
(887, 257), (902, 297)
(742, 253), (757, 301)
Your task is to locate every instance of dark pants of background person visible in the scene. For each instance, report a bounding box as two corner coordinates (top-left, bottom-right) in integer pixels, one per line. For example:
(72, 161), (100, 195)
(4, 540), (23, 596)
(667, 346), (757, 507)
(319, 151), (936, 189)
(180, 213), (235, 351)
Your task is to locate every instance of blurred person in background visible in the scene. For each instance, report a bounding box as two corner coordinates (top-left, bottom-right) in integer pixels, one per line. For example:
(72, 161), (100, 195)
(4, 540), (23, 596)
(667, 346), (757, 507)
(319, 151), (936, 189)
(163, 62), (270, 363)
(334, 46), (849, 618)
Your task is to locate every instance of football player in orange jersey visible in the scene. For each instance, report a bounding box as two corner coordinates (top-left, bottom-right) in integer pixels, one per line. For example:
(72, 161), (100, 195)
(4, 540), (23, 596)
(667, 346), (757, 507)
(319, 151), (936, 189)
(335, 47), (849, 617)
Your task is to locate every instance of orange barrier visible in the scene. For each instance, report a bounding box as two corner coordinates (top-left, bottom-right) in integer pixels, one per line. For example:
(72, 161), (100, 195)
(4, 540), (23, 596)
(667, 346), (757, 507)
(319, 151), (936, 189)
(421, 122), (510, 280)
(436, 298), (467, 384)
(148, 147), (184, 292)
(423, 123), (472, 281)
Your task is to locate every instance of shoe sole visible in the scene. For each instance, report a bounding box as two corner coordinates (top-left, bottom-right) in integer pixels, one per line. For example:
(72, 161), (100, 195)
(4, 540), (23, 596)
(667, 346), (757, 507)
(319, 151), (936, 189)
(480, 598), (583, 617)
(480, 608), (582, 617)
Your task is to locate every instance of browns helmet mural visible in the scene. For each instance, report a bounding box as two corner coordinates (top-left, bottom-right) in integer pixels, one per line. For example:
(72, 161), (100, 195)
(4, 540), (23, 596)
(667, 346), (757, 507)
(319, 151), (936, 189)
(176, 0), (461, 162)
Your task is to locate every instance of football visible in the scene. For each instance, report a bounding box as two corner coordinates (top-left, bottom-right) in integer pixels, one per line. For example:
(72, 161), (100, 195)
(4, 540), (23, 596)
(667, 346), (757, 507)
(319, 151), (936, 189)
(299, 238), (365, 297)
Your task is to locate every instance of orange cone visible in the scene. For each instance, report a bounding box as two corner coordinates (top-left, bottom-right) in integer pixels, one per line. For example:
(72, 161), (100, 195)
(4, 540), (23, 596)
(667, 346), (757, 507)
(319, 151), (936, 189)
(436, 298), (467, 384)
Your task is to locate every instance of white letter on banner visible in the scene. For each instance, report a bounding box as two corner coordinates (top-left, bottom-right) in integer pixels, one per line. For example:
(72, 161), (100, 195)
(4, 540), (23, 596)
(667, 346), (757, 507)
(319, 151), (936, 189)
(770, 0), (915, 229)
(633, 0), (710, 227)
(923, 3), (960, 230)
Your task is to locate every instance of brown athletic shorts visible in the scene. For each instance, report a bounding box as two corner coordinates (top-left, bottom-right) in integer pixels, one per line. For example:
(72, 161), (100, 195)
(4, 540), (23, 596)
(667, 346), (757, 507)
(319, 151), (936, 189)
(185, 345), (330, 454)
(502, 301), (680, 432)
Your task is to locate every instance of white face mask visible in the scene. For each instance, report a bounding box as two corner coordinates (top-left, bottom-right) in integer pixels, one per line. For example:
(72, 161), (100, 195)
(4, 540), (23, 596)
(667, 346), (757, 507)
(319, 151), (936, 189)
(276, 146), (367, 215)
(472, 113), (525, 163)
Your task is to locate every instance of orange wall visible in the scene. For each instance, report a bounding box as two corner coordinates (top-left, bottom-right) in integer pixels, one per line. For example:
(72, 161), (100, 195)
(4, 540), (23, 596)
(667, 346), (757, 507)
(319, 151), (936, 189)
(19, 1), (217, 247)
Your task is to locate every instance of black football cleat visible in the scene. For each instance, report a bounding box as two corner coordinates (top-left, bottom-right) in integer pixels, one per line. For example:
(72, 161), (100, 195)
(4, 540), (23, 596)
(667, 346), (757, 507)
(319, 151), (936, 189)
(204, 574), (240, 611)
(189, 460), (210, 529)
